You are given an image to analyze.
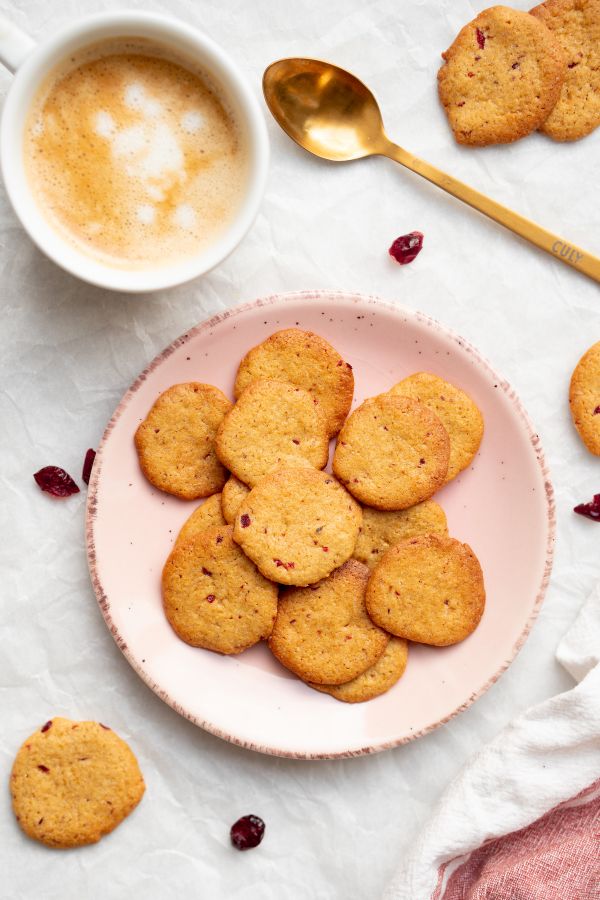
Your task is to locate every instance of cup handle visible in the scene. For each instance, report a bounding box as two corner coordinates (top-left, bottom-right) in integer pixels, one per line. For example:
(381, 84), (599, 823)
(0, 13), (35, 73)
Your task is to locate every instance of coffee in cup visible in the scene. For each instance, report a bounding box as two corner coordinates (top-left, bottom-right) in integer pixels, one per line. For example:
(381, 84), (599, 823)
(23, 38), (249, 269)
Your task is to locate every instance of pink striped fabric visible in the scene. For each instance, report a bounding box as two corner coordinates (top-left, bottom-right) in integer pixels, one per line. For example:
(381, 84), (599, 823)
(434, 779), (600, 900)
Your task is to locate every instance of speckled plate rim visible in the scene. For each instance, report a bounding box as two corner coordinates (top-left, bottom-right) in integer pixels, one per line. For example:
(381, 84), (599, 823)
(86, 290), (555, 759)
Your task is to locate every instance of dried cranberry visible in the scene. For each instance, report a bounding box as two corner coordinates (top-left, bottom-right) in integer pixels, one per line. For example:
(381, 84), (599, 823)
(99, 723), (111, 730)
(274, 559), (295, 570)
(594, 406), (600, 415)
(574, 494), (600, 522)
(230, 814), (265, 851)
(512, 61), (520, 69)
(40, 721), (52, 733)
(476, 28), (486, 49)
(201, 567), (212, 576)
(389, 232), (424, 266)
(240, 514), (251, 528)
(206, 594), (216, 603)
(82, 448), (96, 485)
(34, 466), (79, 498)
(37, 765), (50, 773)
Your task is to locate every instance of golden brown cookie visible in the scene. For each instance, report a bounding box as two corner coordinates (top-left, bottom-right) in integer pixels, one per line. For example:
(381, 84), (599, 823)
(366, 534), (486, 646)
(216, 379), (329, 487)
(569, 340), (600, 454)
(269, 560), (389, 684)
(309, 637), (408, 703)
(10, 717), (145, 848)
(332, 394), (450, 510)
(438, 6), (566, 145)
(221, 476), (250, 524)
(353, 500), (448, 570)
(135, 383), (231, 500)
(175, 494), (226, 547)
(234, 329), (354, 437)
(233, 466), (362, 586)
(162, 524), (278, 654)
(389, 373), (484, 482)
(531, 0), (600, 140)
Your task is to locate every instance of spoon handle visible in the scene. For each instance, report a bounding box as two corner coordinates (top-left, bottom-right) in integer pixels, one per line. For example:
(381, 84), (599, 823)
(382, 141), (600, 283)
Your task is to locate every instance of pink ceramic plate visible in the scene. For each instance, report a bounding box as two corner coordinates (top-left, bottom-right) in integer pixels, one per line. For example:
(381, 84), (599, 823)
(86, 291), (554, 759)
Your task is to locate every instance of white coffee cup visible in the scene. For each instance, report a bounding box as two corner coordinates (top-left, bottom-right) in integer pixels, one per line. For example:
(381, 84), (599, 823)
(0, 10), (269, 292)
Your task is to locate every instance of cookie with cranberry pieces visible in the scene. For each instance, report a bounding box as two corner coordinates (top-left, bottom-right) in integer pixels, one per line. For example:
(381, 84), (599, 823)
(233, 466), (362, 586)
(438, 5), (565, 145)
(309, 636), (408, 702)
(366, 534), (485, 646)
(531, 0), (600, 141)
(353, 500), (448, 570)
(234, 329), (354, 437)
(216, 379), (329, 487)
(333, 394), (450, 510)
(162, 524), (278, 654)
(269, 560), (389, 684)
(174, 494), (226, 548)
(135, 382), (231, 500)
(569, 339), (600, 455)
(10, 717), (145, 848)
(389, 372), (484, 483)
(221, 476), (250, 524)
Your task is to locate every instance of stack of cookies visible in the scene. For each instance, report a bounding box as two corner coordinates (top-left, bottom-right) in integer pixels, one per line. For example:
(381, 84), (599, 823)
(438, 1), (600, 145)
(135, 328), (486, 704)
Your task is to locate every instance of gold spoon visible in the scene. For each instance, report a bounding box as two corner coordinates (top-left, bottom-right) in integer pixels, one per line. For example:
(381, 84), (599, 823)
(263, 57), (600, 283)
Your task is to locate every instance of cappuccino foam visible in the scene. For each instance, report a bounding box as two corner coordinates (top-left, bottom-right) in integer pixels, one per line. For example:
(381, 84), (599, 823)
(24, 40), (249, 269)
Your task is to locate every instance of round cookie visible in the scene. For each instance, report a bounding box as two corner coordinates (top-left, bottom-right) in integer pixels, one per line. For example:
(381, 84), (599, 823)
(531, 0), (600, 141)
(162, 524), (278, 654)
(175, 494), (226, 547)
(216, 379), (329, 487)
(353, 500), (448, 571)
(332, 394), (450, 510)
(135, 382), (231, 500)
(366, 534), (486, 646)
(234, 329), (354, 437)
(389, 373), (484, 482)
(221, 476), (251, 524)
(233, 466), (362, 587)
(569, 339), (600, 455)
(309, 637), (408, 703)
(10, 717), (145, 848)
(438, 5), (566, 146)
(269, 560), (389, 684)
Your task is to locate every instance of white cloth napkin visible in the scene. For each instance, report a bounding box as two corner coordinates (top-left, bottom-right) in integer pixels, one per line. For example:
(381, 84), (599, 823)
(383, 585), (600, 900)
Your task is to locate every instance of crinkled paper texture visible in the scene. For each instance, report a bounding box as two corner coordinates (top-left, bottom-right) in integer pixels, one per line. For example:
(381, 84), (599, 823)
(1, 1), (599, 898)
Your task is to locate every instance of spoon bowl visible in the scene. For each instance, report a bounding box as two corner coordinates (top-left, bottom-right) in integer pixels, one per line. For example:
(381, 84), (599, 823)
(262, 57), (600, 283)
(263, 58), (385, 161)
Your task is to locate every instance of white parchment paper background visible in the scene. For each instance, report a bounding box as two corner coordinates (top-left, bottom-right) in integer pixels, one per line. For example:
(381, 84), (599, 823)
(1, 1), (598, 897)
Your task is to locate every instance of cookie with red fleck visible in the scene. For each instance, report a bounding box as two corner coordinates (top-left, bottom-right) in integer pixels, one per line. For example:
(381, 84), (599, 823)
(353, 500), (448, 570)
(233, 466), (362, 586)
(216, 379), (329, 487)
(10, 717), (145, 848)
(221, 476), (250, 524)
(309, 636), (408, 702)
(366, 534), (486, 646)
(438, 6), (565, 145)
(269, 560), (389, 684)
(135, 383), (231, 500)
(569, 339), (600, 454)
(332, 394), (450, 510)
(175, 494), (226, 548)
(389, 373), (484, 482)
(531, 0), (600, 140)
(162, 525), (278, 654)
(234, 329), (354, 437)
